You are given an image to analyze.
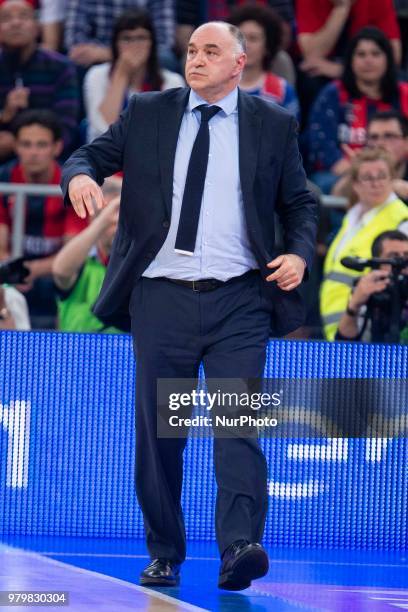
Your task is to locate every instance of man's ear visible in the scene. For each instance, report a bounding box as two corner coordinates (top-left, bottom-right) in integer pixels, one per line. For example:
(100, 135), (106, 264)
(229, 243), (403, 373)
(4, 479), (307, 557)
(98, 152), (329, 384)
(233, 52), (247, 77)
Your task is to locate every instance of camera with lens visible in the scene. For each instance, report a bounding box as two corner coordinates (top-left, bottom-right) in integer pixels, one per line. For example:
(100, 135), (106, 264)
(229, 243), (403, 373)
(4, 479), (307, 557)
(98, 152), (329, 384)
(341, 255), (408, 343)
(369, 270), (408, 307)
(365, 257), (408, 343)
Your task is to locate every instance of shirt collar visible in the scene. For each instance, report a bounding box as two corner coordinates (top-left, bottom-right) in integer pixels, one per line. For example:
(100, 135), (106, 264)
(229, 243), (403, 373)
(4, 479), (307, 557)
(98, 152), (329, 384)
(187, 87), (238, 116)
(352, 191), (399, 224)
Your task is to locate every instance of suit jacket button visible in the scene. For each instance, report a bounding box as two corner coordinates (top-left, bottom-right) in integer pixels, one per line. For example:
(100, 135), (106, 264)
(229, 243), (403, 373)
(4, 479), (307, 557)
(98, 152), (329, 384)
(162, 220), (170, 228)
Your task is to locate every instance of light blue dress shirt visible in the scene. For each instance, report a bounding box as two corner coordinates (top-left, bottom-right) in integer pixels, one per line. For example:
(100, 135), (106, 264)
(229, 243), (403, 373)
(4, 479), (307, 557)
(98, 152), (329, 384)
(143, 87), (258, 281)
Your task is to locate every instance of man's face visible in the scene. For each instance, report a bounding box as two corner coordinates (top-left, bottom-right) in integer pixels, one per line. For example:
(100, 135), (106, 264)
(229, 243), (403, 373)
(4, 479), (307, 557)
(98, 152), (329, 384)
(185, 23), (246, 101)
(0, 0), (38, 49)
(380, 239), (408, 274)
(15, 124), (62, 176)
(367, 119), (408, 165)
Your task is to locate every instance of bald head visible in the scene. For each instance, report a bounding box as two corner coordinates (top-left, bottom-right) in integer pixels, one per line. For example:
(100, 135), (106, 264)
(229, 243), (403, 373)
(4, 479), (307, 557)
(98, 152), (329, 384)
(193, 21), (246, 55)
(185, 21), (247, 103)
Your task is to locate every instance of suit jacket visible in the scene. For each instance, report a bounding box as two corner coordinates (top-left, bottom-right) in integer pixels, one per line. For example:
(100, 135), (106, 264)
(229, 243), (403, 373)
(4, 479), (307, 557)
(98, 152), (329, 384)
(61, 87), (318, 336)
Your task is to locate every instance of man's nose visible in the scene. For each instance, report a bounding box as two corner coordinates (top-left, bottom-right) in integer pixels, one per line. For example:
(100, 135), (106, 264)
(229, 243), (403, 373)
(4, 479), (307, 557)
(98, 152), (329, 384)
(191, 51), (206, 66)
(9, 16), (23, 26)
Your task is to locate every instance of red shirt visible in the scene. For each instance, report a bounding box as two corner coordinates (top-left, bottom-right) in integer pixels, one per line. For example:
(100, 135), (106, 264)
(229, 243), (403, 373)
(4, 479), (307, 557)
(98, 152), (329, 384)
(296, 0), (400, 41)
(0, 161), (87, 257)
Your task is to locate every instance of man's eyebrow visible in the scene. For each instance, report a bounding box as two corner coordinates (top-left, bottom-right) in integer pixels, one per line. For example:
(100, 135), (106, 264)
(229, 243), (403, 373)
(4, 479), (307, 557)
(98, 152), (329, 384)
(187, 43), (221, 50)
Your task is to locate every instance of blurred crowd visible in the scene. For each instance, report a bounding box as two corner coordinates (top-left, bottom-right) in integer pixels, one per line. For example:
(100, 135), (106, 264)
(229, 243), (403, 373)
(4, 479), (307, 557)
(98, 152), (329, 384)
(0, 0), (407, 343)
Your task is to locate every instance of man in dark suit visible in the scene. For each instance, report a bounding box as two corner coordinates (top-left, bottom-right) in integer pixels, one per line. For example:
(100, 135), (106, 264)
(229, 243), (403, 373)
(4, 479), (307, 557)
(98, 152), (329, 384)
(61, 21), (318, 591)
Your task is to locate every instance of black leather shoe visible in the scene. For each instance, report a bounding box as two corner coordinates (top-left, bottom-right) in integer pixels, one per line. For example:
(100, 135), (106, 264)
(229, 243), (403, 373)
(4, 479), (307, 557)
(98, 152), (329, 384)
(140, 558), (181, 587)
(218, 540), (269, 591)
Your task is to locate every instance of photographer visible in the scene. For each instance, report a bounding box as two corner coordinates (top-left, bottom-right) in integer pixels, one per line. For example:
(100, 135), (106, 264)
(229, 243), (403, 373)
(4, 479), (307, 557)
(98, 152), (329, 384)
(336, 230), (408, 342)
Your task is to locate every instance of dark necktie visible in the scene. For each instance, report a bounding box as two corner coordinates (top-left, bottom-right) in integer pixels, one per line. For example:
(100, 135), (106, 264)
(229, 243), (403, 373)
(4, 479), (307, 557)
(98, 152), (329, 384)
(174, 104), (221, 255)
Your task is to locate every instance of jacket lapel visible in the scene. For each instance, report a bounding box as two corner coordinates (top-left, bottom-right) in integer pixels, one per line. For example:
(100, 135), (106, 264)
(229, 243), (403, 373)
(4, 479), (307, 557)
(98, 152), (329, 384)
(158, 88), (190, 217)
(238, 90), (262, 209)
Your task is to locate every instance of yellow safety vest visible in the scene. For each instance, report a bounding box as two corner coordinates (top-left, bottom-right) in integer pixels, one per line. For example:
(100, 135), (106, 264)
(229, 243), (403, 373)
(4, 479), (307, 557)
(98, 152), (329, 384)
(320, 197), (408, 340)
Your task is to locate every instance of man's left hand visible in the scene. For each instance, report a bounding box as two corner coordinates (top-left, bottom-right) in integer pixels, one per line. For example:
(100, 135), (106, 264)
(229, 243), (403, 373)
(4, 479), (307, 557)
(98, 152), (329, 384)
(266, 254), (306, 290)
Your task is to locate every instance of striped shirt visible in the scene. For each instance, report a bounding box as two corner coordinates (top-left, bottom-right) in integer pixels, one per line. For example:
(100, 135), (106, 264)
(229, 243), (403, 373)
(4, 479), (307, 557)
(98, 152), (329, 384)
(0, 48), (79, 156)
(64, 0), (175, 53)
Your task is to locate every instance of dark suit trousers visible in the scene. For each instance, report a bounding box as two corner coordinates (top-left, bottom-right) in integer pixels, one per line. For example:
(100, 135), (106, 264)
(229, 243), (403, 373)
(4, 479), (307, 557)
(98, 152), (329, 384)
(129, 271), (270, 563)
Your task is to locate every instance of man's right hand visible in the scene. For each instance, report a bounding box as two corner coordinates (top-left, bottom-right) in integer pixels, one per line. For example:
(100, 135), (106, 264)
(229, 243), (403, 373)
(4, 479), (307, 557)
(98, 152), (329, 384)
(68, 174), (106, 219)
(348, 270), (391, 310)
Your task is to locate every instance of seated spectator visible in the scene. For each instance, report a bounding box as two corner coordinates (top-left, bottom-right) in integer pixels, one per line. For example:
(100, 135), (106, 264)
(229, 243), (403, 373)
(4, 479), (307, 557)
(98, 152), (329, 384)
(175, 1), (296, 83)
(296, 0), (401, 119)
(0, 110), (87, 328)
(83, 9), (184, 143)
(307, 27), (408, 194)
(332, 110), (408, 202)
(52, 178), (122, 333)
(228, 4), (299, 117)
(2, 0), (66, 50)
(336, 229), (408, 343)
(320, 148), (408, 340)
(0, 283), (30, 329)
(0, 0), (79, 162)
(64, 0), (175, 70)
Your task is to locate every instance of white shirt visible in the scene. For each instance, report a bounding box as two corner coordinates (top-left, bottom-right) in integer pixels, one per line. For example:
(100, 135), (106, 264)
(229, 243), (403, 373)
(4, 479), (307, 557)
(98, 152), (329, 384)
(83, 63), (185, 142)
